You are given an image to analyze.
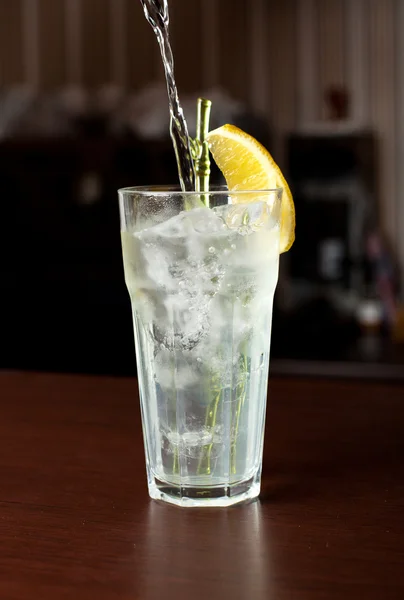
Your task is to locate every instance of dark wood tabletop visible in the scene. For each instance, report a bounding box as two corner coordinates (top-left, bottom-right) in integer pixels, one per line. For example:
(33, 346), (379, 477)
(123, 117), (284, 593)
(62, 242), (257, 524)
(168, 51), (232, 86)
(1, 371), (404, 600)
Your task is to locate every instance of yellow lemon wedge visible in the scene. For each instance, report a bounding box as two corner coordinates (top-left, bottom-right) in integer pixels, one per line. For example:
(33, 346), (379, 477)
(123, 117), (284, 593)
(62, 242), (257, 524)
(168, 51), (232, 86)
(206, 124), (295, 253)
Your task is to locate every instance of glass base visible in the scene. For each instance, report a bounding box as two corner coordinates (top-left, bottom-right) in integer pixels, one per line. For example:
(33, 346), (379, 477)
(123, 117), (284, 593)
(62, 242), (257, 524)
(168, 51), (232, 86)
(147, 473), (261, 507)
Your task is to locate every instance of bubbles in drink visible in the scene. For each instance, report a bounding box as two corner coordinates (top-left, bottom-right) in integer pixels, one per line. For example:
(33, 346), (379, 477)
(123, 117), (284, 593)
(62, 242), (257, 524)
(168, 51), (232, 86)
(123, 201), (279, 365)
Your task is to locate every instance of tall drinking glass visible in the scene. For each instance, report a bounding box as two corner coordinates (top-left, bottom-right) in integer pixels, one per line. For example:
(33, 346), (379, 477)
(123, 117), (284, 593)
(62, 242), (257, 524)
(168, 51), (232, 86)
(119, 186), (282, 507)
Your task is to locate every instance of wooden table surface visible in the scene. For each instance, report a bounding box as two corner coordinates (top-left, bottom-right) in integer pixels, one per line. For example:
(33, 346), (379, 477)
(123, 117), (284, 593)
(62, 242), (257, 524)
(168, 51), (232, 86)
(1, 371), (404, 600)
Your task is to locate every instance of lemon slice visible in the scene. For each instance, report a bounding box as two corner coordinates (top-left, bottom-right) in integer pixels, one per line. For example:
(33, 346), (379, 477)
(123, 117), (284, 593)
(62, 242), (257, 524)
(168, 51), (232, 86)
(206, 124), (295, 253)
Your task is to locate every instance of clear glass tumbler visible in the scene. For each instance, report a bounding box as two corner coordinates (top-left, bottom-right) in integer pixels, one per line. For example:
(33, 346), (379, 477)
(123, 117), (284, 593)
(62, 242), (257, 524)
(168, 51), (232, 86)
(119, 186), (282, 507)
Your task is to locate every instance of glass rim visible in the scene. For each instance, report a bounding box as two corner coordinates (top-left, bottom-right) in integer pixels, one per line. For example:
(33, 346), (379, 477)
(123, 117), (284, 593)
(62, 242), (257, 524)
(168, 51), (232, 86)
(118, 185), (283, 196)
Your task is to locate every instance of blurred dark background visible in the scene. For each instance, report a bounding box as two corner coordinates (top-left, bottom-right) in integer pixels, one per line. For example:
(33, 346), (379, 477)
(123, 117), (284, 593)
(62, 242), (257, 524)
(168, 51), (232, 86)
(1, 0), (404, 380)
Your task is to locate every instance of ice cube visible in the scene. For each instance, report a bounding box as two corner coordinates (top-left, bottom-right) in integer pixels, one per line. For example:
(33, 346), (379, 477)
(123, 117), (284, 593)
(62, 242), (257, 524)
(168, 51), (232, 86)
(137, 207), (224, 240)
(137, 209), (193, 242)
(127, 208), (228, 351)
(155, 347), (199, 390)
(213, 201), (272, 234)
(185, 206), (226, 234)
